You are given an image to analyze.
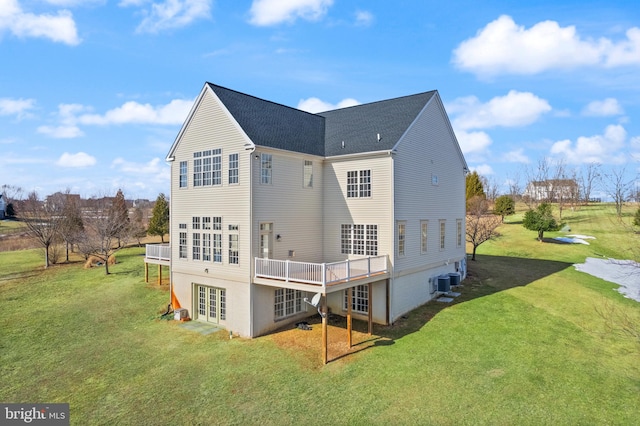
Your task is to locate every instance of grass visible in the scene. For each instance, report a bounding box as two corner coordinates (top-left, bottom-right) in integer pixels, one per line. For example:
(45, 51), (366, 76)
(1, 204), (639, 425)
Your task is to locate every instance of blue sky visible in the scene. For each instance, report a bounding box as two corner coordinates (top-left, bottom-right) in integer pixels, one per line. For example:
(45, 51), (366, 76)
(1, 0), (639, 200)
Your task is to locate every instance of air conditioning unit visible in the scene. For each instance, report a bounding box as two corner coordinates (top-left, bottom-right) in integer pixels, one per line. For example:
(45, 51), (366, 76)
(174, 308), (188, 321)
(429, 277), (438, 294)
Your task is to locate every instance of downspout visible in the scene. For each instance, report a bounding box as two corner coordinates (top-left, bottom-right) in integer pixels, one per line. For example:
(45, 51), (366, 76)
(167, 156), (175, 314)
(248, 147), (255, 337)
(389, 150), (396, 324)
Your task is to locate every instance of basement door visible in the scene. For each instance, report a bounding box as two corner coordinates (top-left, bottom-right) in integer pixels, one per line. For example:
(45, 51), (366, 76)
(195, 285), (226, 325)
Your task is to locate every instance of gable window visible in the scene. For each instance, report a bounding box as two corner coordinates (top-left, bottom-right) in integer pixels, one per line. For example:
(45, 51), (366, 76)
(421, 221), (428, 254)
(347, 170), (371, 198)
(457, 219), (463, 248)
(213, 217), (222, 263)
(193, 152), (202, 187)
(274, 288), (306, 320)
(228, 224), (239, 265)
(193, 149), (222, 187)
(439, 220), (446, 251)
(229, 153), (239, 184)
(398, 221), (406, 257)
(261, 153), (272, 184)
(179, 161), (188, 188)
(303, 160), (313, 188)
(343, 285), (369, 314)
(179, 223), (187, 259)
(341, 224), (377, 256)
(212, 149), (222, 185)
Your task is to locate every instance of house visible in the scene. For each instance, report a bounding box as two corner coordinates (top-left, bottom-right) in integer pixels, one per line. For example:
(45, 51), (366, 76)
(158, 82), (468, 345)
(0, 194), (5, 219)
(523, 179), (579, 203)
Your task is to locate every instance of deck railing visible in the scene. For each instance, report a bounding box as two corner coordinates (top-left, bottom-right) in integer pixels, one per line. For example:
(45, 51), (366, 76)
(254, 255), (388, 288)
(145, 244), (171, 261)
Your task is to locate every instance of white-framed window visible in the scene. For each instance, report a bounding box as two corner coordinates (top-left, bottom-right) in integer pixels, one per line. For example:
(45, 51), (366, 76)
(212, 148), (222, 185)
(343, 285), (369, 314)
(347, 170), (371, 198)
(202, 151), (212, 186)
(213, 216), (222, 263)
(421, 220), (428, 254)
(261, 153), (272, 184)
(229, 153), (239, 184)
(303, 160), (313, 188)
(179, 161), (188, 188)
(192, 217), (201, 260)
(457, 219), (463, 248)
(179, 223), (187, 259)
(440, 220), (446, 251)
(274, 288), (306, 320)
(397, 221), (406, 257)
(341, 224), (377, 256)
(193, 152), (202, 187)
(202, 233), (211, 261)
(193, 149), (221, 187)
(228, 224), (239, 265)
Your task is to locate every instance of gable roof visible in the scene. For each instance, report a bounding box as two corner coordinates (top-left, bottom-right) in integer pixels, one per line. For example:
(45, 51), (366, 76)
(169, 83), (452, 160)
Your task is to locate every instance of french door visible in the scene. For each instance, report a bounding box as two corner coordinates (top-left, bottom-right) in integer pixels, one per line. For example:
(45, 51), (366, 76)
(195, 285), (226, 325)
(259, 223), (273, 259)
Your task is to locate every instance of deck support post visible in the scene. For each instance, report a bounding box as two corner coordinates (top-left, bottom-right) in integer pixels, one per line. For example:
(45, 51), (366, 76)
(322, 296), (328, 365)
(347, 288), (352, 348)
(158, 265), (162, 285)
(368, 282), (373, 335)
(144, 263), (148, 283)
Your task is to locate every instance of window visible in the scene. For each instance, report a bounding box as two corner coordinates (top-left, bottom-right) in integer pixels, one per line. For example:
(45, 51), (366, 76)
(303, 160), (313, 188)
(261, 153), (272, 184)
(343, 285), (368, 314)
(213, 216), (222, 263)
(421, 221), (428, 254)
(179, 161), (187, 188)
(274, 288), (306, 320)
(457, 219), (463, 248)
(193, 149), (221, 187)
(228, 225), (239, 265)
(202, 233), (211, 261)
(229, 153), (239, 184)
(440, 220), (446, 251)
(398, 221), (406, 256)
(179, 223), (187, 259)
(192, 217), (201, 260)
(347, 170), (371, 198)
(341, 224), (377, 256)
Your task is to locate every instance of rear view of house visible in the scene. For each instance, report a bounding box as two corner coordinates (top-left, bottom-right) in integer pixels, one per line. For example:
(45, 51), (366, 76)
(159, 82), (468, 339)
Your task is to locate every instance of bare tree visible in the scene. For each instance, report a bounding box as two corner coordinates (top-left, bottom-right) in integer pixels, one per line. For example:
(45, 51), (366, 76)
(524, 157), (551, 209)
(78, 193), (131, 275)
(466, 196), (502, 261)
(506, 172), (522, 201)
(480, 175), (500, 204)
(604, 166), (634, 218)
(578, 162), (601, 205)
(54, 190), (84, 262)
(130, 205), (147, 246)
(17, 191), (65, 268)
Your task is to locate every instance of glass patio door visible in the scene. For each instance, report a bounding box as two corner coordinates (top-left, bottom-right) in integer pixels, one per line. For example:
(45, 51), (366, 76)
(259, 223), (273, 259)
(195, 285), (226, 325)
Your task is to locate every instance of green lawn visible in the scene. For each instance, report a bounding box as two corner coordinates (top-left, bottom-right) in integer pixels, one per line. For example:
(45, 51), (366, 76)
(1, 204), (639, 425)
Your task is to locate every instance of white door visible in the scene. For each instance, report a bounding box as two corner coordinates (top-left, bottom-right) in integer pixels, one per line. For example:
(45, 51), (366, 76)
(195, 285), (226, 325)
(259, 223), (273, 259)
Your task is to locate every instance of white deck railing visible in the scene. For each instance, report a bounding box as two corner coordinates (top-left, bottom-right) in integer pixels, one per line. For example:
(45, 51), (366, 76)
(145, 244), (171, 261)
(254, 256), (388, 288)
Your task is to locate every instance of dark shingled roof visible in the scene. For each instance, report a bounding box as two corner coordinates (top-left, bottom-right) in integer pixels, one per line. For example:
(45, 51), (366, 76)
(207, 83), (437, 157)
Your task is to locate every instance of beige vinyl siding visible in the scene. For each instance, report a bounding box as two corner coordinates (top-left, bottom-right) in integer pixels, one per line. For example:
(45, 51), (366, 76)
(169, 88), (253, 334)
(322, 154), (393, 263)
(252, 148), (324, 263)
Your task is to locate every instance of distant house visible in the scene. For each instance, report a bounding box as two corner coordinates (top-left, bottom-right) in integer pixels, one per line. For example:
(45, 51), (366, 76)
(523, 179), (579, 203)
(150, 82), (468, 342)
(0, 194), (5, 219)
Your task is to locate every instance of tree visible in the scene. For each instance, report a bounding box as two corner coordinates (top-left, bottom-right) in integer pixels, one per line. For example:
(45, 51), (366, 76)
(148, 193), (169, 243)
(78, 193), (131, 275)
(633, 206), (640, 228)
(466, 196), (502, 261)
(578, 162), (601, 205)
(130, 205), (148, 246)
(17, 191), (65, 268)
(112, 189), (130, 247)
(604, 166), (633, 218)
(493, 195), (515, 222)
(466, 171), (485, 205)
(55, 190), (84, 262)
(522, 203), (560, 242)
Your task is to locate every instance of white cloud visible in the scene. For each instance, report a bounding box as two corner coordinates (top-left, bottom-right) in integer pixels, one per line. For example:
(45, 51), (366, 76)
(447, 90), (551, 130)
(582, 98), (624, 116)
(550, 124), (628, 164)
(502, 148), (530, 164)
(472, 164), (494, 176)
(355, 10), (373, 27)
(453, 15), (640, 77)
(56, 152), (96, 167)
(0, 97), (35, 118)
(297, 97), (359, 113)
(127, 0), (211, 33)
(249, 0), (333, 26)
(77, 99), (193, 125)
(111, 157), (170, 187)
(37, 125), (84, 138)
(455, 129), (492, 156)
(0, 0), (81, 45)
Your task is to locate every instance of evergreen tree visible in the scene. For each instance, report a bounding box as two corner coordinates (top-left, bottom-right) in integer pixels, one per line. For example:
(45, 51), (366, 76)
(633, 206), (640, 227)
(493, 195), (516, 222)
(522, 203), (559, 241)
(466, 171), (485, 202)
(111, 189), (130, 248)
(148, 193), (169, 243)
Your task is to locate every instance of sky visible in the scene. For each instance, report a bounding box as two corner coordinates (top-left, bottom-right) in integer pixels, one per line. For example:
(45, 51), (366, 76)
(1, 0), (640, 201)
